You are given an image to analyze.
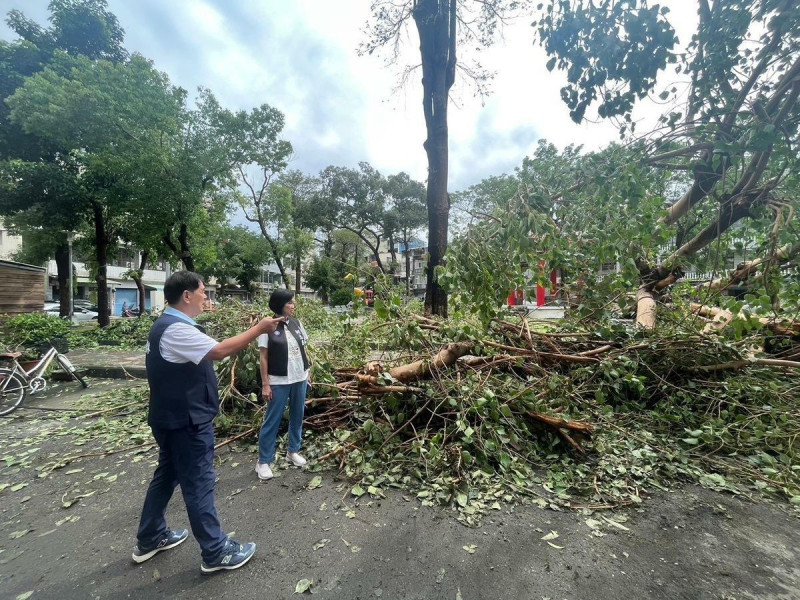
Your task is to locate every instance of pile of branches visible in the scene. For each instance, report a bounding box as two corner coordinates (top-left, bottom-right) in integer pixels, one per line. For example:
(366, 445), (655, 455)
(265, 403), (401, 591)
(209, 301), (800, 521)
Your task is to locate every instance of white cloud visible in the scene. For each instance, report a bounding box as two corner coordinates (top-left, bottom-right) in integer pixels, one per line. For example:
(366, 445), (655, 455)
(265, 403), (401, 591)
(0, 0), (700, 191)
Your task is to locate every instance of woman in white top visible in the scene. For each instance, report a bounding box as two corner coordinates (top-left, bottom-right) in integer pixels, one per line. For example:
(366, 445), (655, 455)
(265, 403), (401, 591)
(255, 289), (311, 481)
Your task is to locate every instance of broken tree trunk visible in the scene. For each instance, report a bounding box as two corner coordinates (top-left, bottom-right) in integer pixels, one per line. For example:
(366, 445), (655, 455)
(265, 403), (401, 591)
(356, 341), (475, 385)
(636, 286), (657, 329)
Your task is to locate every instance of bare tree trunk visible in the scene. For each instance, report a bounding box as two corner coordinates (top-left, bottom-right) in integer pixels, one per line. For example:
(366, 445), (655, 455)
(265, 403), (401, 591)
(163, 225), (195, 272)
(131, 250), (149, 316)
(54, 243), (70, 318)
(414, 0), (455, 317)
(403, 230), (412, 295)
(295, 254), (302, 297)
(341, 226), (385, 273)
(636, 286), (656, 330)
(388, 232), (397, 274)
(177, 223), (195, 271)
(93, 202), (111, 327)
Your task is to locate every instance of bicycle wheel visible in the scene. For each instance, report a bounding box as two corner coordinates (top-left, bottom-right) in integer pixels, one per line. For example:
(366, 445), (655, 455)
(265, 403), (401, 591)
(56, 354), (88, 389)
(0, 367), (27, 416)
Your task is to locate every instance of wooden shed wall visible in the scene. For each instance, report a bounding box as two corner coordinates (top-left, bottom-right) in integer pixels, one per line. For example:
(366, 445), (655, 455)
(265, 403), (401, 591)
(0, 262), (45, 315)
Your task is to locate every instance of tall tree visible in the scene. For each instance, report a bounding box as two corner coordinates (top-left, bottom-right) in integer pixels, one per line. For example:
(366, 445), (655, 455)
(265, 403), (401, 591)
(7, 53), (184, 325)
(274, 170), (320, 295)
(195, 94), (293, 286)
(364, 0), (521, 316)
(384, 172), (427, 293)
(0, 160), (83, 315)
(320, 163), (389, 273)
(196, 223), (270, 297)
(0, 0), (127, 316)
(156, 89), (270, 272)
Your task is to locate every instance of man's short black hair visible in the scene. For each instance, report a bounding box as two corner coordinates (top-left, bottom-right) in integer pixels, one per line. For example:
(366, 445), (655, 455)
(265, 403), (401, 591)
(164, 271), (204, 305)
(269, 288), (295, 315)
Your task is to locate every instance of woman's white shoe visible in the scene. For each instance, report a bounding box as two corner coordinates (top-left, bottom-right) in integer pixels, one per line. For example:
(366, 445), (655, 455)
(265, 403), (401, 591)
(255, 462), (273, 480)
(286, 452), (307, 467)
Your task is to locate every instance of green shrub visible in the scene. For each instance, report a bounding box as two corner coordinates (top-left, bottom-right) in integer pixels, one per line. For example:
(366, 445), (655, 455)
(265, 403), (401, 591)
(329, 288), (354, 307)
(1, 313), (71, 349)
(295, 298), (333, 331)
(69, 314), (157, 350)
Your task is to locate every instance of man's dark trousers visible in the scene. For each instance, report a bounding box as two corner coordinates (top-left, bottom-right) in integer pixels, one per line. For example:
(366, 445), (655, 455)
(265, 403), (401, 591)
(136, 421), (227, 562)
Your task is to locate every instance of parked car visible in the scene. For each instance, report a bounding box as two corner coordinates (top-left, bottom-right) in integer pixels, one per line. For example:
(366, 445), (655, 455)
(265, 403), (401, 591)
(44, 300), (99, 322)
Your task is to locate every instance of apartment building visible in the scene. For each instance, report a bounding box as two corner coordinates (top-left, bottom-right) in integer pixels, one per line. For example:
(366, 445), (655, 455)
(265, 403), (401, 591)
(0, 219), (23, 261)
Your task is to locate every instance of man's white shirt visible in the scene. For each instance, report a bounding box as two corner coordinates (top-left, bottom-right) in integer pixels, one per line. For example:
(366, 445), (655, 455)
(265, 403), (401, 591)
(148, 307), (217, 365)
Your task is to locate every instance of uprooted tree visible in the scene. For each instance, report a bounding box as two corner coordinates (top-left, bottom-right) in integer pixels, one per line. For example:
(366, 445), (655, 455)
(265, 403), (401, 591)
(533, 0), (800, 328)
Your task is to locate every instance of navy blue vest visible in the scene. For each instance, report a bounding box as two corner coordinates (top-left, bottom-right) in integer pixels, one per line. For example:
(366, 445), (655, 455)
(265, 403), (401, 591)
(146, 313), (219, 429)
(266, 317), (310, 377)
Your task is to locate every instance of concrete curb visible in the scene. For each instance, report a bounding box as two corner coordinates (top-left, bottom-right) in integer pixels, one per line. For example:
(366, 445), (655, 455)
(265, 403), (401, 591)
(52, 366), (147, 381)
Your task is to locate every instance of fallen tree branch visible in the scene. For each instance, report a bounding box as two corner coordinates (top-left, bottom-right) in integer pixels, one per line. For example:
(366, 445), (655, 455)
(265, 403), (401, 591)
(525, 410), (595, 434)
(215, 427), (258, 450)
(356, 341), (476, 385)
(689, 358), (800, 372)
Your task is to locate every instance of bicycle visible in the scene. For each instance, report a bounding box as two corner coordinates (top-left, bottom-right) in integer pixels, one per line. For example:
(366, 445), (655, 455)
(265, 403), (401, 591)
(0, 345), (88, 416)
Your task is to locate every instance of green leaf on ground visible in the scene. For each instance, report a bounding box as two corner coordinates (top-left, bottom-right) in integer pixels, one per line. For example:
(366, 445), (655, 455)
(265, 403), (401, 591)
(312, 539), (330, 550)
(295, 578), (313, 594)
(462, 544), (477, 554)
(308, 476), (322, 490)
(9, 529), (31, 539)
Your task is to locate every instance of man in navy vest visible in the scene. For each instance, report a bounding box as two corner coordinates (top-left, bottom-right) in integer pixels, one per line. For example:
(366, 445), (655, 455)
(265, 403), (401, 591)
(132, 271), (285, 574)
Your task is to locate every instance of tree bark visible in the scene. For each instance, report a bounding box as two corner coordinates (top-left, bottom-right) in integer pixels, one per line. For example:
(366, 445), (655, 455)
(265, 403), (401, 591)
(295, 254), (302, 297)
(388, 232), (397, 274)
(177, 223), (195, 271)
(254, 220), (290, 289)
(636, 286), (657, 329)
(703, 242), (800, 292)
(403, 229), (412, 295)
(92, 202), (111, 327)
(356, 341), (474, 385)
(54, 243), (70, 318)
(131, 250), (149, 316)
(413, 0), (455, 317)
(341, 226), (385, 273)
(163, 225), (195, 272)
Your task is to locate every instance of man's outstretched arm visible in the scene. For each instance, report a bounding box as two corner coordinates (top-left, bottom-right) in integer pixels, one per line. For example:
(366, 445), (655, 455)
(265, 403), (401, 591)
(204, 317), (285, 361)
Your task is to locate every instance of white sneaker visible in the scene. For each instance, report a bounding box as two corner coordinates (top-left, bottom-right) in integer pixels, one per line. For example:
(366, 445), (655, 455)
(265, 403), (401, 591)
(255, 462), (273, 480)
(286, 452), (307, 467)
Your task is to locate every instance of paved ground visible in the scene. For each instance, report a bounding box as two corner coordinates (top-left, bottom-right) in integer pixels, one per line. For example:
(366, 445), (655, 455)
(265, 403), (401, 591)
(1, 380), (798, 600)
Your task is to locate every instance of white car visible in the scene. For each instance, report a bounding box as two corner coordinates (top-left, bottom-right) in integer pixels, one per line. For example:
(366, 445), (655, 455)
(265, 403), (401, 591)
(44, 301), (99, 322)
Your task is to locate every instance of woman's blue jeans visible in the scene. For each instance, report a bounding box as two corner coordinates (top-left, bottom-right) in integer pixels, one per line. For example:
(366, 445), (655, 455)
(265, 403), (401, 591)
(258, 379), (307, 464)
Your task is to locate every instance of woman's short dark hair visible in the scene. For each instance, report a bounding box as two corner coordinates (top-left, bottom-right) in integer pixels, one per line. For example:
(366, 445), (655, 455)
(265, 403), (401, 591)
(269, 288), (295, 315)
(164, 271), (204, 305)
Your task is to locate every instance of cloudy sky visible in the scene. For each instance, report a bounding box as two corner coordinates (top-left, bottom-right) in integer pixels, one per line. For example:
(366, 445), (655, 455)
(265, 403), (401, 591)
(0, 0), (698, 193)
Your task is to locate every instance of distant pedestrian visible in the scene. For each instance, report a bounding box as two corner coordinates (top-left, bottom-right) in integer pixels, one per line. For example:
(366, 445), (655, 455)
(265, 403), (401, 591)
(255, 289), (312, 480)
(133, 271), (285, 574)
